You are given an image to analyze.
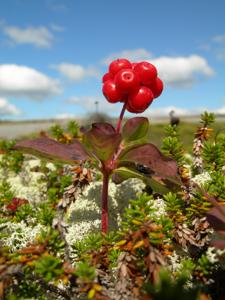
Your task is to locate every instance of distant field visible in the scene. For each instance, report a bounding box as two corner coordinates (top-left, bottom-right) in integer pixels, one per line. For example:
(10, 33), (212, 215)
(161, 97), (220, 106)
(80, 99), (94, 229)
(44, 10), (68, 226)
(0, 115), (224, 152)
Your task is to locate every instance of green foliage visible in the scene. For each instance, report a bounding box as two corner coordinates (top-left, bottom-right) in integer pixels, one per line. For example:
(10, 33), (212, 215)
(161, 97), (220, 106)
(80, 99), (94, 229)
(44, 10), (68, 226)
(72, 232), (103, 258)
(1, 115), (225, 299)
(178, 259), (195, 277)
(67, 120), (79, 137)
(6, 279), (46, 300)
(49, 124), (64, 140)
(45, 168), (72, 204)
(0, 180), (14, 205)
(14, 203), (36, 222)
(37, 228), (65, 254)
(205, 171), (225, 200)
(0, 139), (24, 173)
(200, 111), (215, 126)
(121, 193), (156, 231)
(163, 192), (185, 219)
(59, 174), (72, 193)
(37, 202), (56, 226)
(72, 230), (118, 260)
(75, 261), (96, 281)
(161, 125), (185, 167)
(186, 191), (212, 220)
(196, 254), (214, 277)
(34, 254), (63, 281)
(122, 116), (150, 147)
(121, 193), (173, 246)
(203, 141), (225, 171)
(143, 271), (200, 300)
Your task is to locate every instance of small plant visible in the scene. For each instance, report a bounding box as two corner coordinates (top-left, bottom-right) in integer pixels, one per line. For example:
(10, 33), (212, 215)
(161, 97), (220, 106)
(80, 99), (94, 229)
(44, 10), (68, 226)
(14, 58), (180, 233)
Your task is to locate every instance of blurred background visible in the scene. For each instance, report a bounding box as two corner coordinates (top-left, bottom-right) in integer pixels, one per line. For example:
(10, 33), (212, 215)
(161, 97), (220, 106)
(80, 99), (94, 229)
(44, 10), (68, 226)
(0, 0), (225, 139)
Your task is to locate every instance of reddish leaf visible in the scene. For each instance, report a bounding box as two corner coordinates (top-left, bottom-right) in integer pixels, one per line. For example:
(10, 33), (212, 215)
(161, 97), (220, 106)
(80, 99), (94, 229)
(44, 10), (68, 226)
(84, 123), (122, 162)
(211, 239), (225, 249)
(91, 123), (116, 135)
(122, 117), (149, 144)
(207, 206), (225, 235)
(119, 143), (179, 179)
(14, 137), (90, 164)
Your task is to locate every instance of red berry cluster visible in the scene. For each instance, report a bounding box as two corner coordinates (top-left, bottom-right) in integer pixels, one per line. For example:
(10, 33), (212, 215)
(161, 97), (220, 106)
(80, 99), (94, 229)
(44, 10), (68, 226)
(102, 58), (163, 113)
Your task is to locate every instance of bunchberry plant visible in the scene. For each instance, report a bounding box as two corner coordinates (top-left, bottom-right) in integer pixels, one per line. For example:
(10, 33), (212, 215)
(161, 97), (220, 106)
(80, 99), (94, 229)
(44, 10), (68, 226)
(15, 58), (180, 233)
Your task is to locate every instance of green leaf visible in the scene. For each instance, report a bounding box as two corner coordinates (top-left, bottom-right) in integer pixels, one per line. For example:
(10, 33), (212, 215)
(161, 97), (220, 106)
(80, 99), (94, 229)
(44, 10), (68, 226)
(84, 123), (122, 162)
(113, 166), (173, 194)
(122, 117), (149, 146)
(14, 137), (90, 164)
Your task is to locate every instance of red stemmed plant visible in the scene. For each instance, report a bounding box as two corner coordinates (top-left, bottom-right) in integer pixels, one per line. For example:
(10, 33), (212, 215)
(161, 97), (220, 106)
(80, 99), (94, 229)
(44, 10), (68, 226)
(15, 58), (180, 233)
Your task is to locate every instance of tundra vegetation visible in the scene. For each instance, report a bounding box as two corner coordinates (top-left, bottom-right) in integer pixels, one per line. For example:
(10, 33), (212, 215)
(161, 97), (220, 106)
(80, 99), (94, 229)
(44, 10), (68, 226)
(0, 58), (225, 300)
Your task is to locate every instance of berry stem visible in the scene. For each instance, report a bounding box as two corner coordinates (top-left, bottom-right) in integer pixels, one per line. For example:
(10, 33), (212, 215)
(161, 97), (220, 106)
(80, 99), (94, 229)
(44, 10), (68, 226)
(116, 100), (127, 134)
(101, 170), (109, 233)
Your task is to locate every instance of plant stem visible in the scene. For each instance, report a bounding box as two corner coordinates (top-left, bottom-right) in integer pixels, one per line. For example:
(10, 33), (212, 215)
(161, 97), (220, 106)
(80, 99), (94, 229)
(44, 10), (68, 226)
(101, 170), (109, 233)
(116, 100), (127, 134)
(101, 100), (127, 233)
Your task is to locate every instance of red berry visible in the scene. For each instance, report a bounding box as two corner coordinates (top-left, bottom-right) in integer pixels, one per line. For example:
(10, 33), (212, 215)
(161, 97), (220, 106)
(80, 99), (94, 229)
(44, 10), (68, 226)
(131, 62), (138, 69)
(148, 77), (163, 98)
(126, 102), (139, 113)
(114, 69), (140, 93)
(102, 80), (123, 103)
(109, 58), (132, 77)
(134, 62), (157, 85)
(102, 72), (112, 83)
(128, 86), (154, 113)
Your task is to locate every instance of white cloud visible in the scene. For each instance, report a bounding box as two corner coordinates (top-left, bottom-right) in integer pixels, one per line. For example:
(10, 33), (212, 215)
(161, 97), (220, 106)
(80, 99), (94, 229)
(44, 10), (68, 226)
(53, 63), (99, 82)
(3, 25), (54, 48)
(46, 0), (68, 12)
(150, 55), (214, 88)
(50, 23), (65, 32)
(66, 95), (120, 114)
(198, 44), (211, 51)
(0, 97), (21, 116)
(54, 113), (76, 119)
(215, 48), (225, 61)
(214, 106), (225, 114)
(147, 106), (191, 117)
(102, 50), (214, 88)
(212, 34), (225, 43)
(102, 48), (152, 65)
(0, 64), (61, 100)
(147, 106), (225, 118)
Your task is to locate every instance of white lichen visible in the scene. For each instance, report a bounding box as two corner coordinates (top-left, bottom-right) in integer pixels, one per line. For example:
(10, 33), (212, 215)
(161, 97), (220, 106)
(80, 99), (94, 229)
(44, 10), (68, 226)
(66, 178), (145, 243)
(150, 197), (166, 218)
(1, 221), (44, 251)
(191, 172), (211, 186)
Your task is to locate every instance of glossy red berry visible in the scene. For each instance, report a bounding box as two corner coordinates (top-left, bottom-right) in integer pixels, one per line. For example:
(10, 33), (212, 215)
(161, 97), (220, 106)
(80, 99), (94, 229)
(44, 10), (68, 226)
(134, 62), (157, 85)
(126, 102), (139, 113)
(148, 77), (163, 98)
(131, 62), (138, 69)
(109, 58), (132, 77)
(114, 69), (140, 93)
(102, 80), (123, 103)
(102, 72), (112, 83)
(128, 86), (154, 113)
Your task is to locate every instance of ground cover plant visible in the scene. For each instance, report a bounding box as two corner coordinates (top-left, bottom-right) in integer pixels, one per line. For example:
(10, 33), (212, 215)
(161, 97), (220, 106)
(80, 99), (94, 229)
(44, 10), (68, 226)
(0, 58), (225, 300)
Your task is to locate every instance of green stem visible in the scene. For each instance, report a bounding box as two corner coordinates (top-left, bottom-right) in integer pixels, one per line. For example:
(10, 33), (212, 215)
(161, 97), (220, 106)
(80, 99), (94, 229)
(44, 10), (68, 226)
(101, 170), (109, 233)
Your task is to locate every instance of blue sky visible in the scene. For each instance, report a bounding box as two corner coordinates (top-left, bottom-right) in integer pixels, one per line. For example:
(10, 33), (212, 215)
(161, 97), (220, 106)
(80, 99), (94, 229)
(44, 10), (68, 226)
(0, 0), (225, 119)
